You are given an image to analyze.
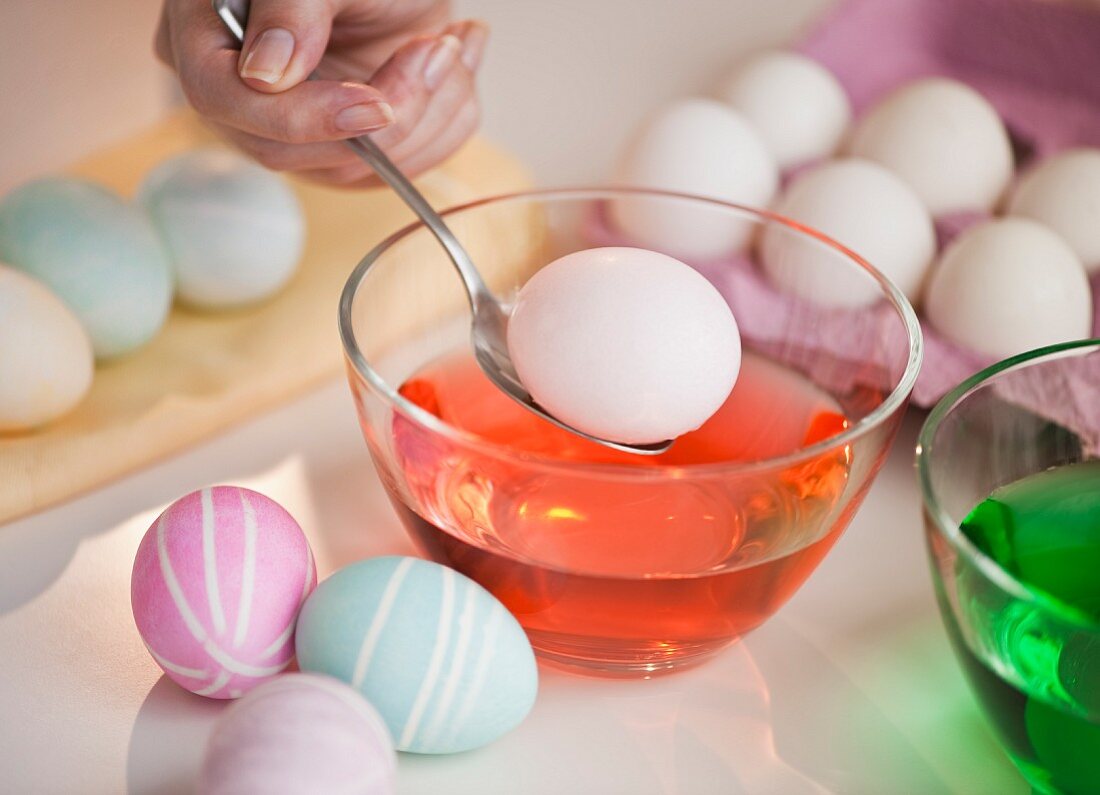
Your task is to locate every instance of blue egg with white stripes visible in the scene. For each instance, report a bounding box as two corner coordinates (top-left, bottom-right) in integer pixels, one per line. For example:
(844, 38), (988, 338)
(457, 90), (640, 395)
(295, 556), (538, 754)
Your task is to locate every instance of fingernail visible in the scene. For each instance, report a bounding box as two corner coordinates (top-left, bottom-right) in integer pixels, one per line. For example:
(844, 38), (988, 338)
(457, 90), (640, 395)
(335, 101), (395, 132)
(240, 28), (295, 84)
(423, 35), (461, 90)
(460, 22), (489, 71)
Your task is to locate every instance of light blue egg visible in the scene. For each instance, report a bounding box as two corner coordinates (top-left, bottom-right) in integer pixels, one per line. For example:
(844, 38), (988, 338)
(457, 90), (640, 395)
(0, 178), (173, 359)
(296, 556), (538, 755)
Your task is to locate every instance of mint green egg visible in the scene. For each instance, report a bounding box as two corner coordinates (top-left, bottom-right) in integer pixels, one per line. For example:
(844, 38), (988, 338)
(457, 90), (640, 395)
(0, 178), (173, 359)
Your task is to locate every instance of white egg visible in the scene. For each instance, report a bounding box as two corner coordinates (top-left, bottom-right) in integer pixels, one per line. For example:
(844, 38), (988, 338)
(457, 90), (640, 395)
(1007, 148), (1100, 275)
(760, 158), (935, 308)
(0, 265), (94, 431)
(610, 99), (779, 260)
(718, 50), (851, 169)
(139, 148), (305, 309)
(924, 218), (1091, 359)
(848, 78), (1013, 214)
(507, 247), (741, 444)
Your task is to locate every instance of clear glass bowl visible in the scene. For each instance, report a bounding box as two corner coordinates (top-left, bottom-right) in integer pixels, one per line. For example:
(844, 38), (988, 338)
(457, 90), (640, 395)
(340, 188), (921, 676)
(918, 340), (1100, 794)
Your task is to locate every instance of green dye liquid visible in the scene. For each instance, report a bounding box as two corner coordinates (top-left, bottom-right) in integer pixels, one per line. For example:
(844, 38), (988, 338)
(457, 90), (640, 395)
(953, 461), (1100, 795)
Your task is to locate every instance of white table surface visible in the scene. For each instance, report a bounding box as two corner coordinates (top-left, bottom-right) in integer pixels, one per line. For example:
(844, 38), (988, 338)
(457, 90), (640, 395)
(0, 378), (1028, 794)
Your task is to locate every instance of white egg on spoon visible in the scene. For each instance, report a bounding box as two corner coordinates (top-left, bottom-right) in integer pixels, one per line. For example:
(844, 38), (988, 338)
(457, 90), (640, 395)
(924, 218), (1091, 359)
(1006, 148), (1100, 275)
(610, 98), (779, 260)
(508, 247), (742, 445)
(848, 77), (1014, 215)
(718, 50), (851, 170)
(760, 158), (935, 308)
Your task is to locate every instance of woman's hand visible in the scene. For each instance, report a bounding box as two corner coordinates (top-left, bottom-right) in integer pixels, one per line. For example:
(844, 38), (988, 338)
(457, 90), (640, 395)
(154, 0), (487, 187)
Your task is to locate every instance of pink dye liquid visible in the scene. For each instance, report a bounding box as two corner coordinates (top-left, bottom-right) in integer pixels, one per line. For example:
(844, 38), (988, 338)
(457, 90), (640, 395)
(388, 349), (871, 672)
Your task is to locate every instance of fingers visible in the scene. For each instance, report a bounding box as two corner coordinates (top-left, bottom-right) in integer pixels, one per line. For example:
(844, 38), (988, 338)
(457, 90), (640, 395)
(237, 0), (336, 91)
(159, 0), (485, 186)
(370, 30), (481, 167)
(447, 19), (489, 72)
(296, 38), (481, 187)
(154, 5), (171, 65)
(210, 37), (478, 181)
(167, 1), (394, 144)
(208, 122), (362, 172)
(366, 34), (462, 150)
(186, 55), (394, 143)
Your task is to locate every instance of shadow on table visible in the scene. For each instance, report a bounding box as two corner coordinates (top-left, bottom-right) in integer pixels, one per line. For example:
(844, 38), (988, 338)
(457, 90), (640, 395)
(0, 383), (376, 617)
(758, 612), (1027, 794)
(401, 618), (960, 794)
(299, 452), (417, 573)
(126, 675), (224, 795)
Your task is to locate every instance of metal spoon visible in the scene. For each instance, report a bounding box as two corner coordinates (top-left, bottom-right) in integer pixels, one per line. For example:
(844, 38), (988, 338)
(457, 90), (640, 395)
(213, 0), (672, 455)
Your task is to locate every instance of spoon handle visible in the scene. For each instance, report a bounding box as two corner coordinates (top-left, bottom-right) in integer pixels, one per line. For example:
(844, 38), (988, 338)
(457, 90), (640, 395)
(211, 0), (494, 308)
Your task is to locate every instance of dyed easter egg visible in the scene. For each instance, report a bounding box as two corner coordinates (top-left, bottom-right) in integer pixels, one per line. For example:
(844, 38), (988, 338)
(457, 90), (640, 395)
(0, 177), (172, 359)
(0, 264), (94, 431)
(199, 674), (396, 795)
(131, 486), (316, 698)
(139, 148), (305, 309)
(610, 98), (778, 259)
(296, 556), (538, 754)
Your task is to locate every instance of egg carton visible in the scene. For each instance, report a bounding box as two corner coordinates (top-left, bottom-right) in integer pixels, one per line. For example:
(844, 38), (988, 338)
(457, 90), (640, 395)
(798, 0), (1100, 407)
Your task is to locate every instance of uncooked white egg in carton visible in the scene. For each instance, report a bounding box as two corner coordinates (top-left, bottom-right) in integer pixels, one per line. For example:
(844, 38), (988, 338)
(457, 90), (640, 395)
(603, 0), (1100, 407)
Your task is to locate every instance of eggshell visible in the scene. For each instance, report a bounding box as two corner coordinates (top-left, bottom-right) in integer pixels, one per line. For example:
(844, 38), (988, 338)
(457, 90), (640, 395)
(131, 486), (317, 698)
(0, 177), (173, 358)
(507, 246), (741, 444)
(1007, 148), (1100, 274)
(924, 218), (1091, 359)
(718, 50), (851, 169)
(139, 148), (305, 309)
(0, 264), (94, 431)
(199, 674), (396, 795)
(760, 158), (935, 307)
(295, 556), (538, 754)
(848, 78), (1013, 214)
(610, 98), (778, 259)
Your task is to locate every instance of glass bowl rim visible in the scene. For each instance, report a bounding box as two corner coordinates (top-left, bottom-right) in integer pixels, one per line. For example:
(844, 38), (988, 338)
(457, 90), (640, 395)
(339, 186), (923, 477)
(916, 337), (1100, 630)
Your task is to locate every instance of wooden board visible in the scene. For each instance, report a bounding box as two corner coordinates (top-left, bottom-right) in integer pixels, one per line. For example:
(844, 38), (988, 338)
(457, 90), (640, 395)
(0, 112), (532, 524)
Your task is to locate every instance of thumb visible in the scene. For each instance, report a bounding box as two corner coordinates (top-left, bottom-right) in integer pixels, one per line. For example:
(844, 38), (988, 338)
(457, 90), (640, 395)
(238, 0), (334, 92)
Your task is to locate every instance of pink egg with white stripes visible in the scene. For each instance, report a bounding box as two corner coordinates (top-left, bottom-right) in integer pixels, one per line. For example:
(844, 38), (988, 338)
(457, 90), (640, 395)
(131, 486), (316, 699)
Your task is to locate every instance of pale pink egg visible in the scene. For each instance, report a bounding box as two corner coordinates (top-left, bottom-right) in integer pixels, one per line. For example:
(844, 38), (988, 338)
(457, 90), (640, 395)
(131, 486), (316, 699)
(199, 674), (396, 795)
